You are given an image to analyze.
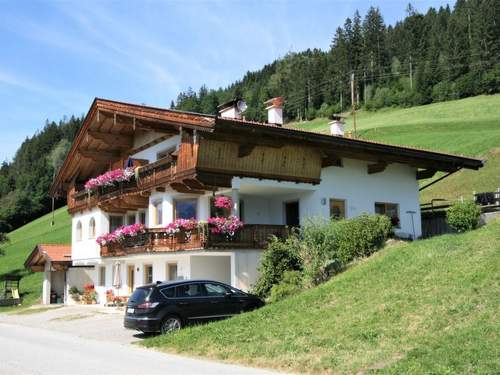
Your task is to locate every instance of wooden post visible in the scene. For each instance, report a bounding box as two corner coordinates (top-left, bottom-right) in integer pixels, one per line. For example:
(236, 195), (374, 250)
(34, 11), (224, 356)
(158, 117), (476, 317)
(351, 73), (357, 138)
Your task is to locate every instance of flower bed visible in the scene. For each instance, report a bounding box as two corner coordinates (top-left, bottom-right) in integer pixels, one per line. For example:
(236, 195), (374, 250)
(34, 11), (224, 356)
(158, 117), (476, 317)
(84, 168), (134, 191)
(96, 223), (145, 246)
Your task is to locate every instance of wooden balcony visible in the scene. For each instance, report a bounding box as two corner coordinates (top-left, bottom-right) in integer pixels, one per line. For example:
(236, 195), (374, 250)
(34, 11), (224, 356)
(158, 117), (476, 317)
(68, 156), (178, 213)
(100, 224), (289, 257)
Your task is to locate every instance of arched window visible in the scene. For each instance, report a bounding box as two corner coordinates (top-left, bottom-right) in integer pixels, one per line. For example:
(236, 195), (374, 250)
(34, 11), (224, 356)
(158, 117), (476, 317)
(76, 221), (83, 241)
(88, 217), (96, 239)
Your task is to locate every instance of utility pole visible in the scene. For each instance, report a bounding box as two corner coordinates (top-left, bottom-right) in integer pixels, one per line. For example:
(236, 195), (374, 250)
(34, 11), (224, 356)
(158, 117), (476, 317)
(409, 55), (413, 90)
(351, 72), (357, 137)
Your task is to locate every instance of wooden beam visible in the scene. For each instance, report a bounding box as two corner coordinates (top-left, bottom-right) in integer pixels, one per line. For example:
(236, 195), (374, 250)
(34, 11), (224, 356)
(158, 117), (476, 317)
(155, 186), (166, 192)
(416, 169), (437, 180)
(87, 130), (133, 148)
(170, 182), (204, 194)
(321, 153), (343, 167)
(78, 149), (120, 162)
(367, 162), (388, 174)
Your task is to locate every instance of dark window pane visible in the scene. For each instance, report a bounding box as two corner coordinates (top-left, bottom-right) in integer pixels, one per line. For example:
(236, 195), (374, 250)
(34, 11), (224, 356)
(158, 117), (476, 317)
(204, 283), (229, 297)
(175, 199), (197, 219)
(110, 216), (124, 232)
(176, 283), (204, 297)
(160, 287), (175, 299)
(129, 287), (152, 304)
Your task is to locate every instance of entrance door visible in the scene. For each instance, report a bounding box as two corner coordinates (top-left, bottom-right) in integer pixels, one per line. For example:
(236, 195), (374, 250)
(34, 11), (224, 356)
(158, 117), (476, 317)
(127, 265), (135, 295)
(285, 201), (300, 226)
(167, 263), (178, 281)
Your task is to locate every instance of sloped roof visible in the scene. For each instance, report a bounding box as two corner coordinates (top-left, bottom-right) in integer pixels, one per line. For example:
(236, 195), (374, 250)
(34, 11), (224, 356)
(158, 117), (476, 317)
(24, 244), (72, 270)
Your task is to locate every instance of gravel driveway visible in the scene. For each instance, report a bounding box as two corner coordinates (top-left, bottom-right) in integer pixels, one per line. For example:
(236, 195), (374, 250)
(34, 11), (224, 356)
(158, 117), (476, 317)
(0, 305), (281, 375)
(0, 305), (138, 344)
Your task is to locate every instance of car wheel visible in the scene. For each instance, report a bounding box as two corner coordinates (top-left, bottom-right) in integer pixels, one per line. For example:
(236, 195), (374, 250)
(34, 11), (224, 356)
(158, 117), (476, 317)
(160, 316), (182, 334)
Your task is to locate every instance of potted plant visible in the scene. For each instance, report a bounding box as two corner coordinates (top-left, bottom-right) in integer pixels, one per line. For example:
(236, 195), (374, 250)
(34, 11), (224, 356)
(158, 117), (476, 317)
(81, 284), (97, 304)
(208, 216), (244, 241)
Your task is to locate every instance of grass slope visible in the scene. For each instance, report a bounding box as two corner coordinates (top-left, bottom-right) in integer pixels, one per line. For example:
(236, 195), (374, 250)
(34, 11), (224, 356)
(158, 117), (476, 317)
(290, 95), (500, 201)
(143, 220), (500, 374)
(0, 207), (70, 308)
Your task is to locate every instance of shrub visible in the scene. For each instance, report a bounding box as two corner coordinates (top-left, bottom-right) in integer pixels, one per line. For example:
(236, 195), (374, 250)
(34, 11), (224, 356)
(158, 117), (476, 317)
(253, 235), (302, 298)
(269, 271), (303, 303)
(300, 218), (341, 286)
(300, 215), (392, 287)
(446, 201), (481, 233)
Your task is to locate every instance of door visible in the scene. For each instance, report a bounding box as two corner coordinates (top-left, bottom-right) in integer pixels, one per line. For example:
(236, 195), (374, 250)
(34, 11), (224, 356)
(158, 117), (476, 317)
(127, 265), (135, 295)
(285, 201), (300, 226)
(174, 283), (211, 321)
(203, 282), (245, 317)
(167, 263), (178, 281)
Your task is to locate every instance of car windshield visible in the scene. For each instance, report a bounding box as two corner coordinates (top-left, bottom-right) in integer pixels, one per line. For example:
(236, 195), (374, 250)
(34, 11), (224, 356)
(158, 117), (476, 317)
(129, 287), (152, 304)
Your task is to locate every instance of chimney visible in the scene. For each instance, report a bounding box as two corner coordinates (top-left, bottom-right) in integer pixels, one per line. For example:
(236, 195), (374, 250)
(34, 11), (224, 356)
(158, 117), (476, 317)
(264, 97), (284, 126)
(329, 114), (345, 136)
(217, 98), (247, 120)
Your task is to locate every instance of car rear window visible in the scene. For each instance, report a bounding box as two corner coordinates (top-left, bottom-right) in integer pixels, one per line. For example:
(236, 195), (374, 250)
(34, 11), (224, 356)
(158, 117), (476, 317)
(160, 286), (175, 299)
(129, 287), (152, 304)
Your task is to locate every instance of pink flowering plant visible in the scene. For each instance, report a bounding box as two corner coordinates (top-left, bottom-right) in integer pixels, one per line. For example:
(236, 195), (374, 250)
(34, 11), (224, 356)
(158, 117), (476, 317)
(84, 168), (134, 191)
(208, 216), (244, 238)
(96, 223), (145, 246)
(214, 196), (233, 210)
(165, 218), (199, 241)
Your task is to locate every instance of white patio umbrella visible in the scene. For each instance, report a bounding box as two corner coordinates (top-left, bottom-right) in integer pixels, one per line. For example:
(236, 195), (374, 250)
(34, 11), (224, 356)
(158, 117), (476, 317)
(112, 262), (122, 294)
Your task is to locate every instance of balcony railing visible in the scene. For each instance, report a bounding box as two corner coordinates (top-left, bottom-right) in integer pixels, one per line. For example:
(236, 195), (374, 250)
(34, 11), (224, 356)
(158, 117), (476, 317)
(100, 224), (289, 257)
(69, 156), (176, 211)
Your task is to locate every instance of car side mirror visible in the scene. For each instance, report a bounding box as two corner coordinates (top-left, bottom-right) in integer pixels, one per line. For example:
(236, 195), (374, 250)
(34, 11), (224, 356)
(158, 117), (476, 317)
(224, 291), (233, 298)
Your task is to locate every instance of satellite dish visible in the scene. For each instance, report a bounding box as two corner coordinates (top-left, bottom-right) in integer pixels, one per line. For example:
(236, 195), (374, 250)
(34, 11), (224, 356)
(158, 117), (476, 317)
(237, 100), (247, 113)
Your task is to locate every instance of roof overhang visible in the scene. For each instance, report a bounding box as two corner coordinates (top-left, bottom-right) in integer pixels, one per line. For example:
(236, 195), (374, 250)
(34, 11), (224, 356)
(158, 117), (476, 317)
(24, 244), (72, 272)
(50, 98), (215, 196)
(213, 118), (484, 173)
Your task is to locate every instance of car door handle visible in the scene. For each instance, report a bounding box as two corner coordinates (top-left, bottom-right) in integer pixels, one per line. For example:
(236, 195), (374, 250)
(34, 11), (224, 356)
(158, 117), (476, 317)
(178, 302), (189, 305)
(210, 300), (220, 304)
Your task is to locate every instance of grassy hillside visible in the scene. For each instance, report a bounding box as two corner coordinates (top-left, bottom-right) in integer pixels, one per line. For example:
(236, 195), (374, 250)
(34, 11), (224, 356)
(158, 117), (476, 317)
(143, 220), (500, 374)
(290, 95), (500, 202)
(0, 207), (70, 308)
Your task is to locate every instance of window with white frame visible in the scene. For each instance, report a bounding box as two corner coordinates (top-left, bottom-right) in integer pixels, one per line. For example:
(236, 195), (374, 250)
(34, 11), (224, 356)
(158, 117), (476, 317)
(76, 221), (83, 241)
(375, 202), (400, 227)
(88, 217), (96, 239)
(153, 201), (163, 225)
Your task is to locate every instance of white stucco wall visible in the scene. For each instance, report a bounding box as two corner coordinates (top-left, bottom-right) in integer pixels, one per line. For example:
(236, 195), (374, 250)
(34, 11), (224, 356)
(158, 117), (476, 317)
(233, 158), (422, 238)
(71, 207), (109, 265)
(190, 255), (231, 285)
(66, 267), (94, 305)
(233, 250), (263, 291)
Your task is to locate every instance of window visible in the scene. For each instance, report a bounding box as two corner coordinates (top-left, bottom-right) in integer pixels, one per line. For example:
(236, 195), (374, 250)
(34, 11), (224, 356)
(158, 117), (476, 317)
(139, 211), (146, 225)
(160, 287), (175, 299)
(88, 218), (96, 239)
(167, 263), (178, 281)
(156, 146), (176, 161)
(144, 264), (153, 284)
(127, 214), (136, 225)
(375, 202), (400, 227)
(98, 266), (106, 287)
(330, 199), (346, 219)
(175, 283), (204, 298)
(153, 201), (163, 225)
(76, 221), (82, 241)
(204, 283), (230, 297)
(174, 199), (197, 220)
(109, 216), (124, 232)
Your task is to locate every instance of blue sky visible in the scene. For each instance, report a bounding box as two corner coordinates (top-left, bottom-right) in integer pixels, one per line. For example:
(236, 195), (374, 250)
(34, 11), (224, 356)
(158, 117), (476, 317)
(0, 0), (451, 162)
